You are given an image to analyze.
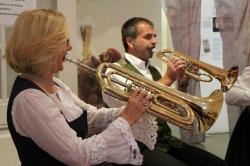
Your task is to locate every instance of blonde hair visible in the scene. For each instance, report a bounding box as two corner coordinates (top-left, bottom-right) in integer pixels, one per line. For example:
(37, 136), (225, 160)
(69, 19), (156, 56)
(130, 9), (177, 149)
(5, 9), (69, 75)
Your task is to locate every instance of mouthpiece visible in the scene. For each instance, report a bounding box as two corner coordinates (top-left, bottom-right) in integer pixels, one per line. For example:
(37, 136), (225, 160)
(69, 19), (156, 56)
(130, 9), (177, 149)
(152, 48), (157, 53)
(64, 54), (96, 73)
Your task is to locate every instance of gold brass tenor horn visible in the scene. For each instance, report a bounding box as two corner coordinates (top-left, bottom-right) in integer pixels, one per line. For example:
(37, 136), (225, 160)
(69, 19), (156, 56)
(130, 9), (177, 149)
(155, 48), (239, 92)
(65, 55), (223, 132)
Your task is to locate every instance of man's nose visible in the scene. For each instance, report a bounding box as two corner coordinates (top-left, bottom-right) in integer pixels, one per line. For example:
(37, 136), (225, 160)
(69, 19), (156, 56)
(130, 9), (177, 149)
(152, 37), (157, 45)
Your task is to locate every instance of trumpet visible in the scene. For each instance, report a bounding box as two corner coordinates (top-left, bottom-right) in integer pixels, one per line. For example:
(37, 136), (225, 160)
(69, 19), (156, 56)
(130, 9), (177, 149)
(154, 48), (239, 92)
(65, 55), (223, 132)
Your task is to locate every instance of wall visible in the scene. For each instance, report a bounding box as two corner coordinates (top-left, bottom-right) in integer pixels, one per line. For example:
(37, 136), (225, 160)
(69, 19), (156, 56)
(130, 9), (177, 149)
(76, 0), (163, 66)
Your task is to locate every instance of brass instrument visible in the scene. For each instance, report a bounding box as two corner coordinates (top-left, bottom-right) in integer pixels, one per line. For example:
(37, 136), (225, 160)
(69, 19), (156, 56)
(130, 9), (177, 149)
(155, 48), (239, 92)
(66, 55), (224, 132)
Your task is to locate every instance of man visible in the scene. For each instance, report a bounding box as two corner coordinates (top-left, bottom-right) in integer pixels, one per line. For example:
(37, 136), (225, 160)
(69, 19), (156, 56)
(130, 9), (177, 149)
(103, 17), (227, 166)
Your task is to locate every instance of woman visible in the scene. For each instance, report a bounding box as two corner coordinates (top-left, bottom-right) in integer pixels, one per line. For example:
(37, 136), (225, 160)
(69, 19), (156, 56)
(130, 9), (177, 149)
(6, 9), (151, 166)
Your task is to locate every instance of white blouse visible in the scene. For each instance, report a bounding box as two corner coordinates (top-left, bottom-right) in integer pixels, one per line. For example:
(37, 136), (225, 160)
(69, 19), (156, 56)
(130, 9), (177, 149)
(11, 77), (143, 166)
(102, 53), (159, 150)
(225, 66), (250, 106)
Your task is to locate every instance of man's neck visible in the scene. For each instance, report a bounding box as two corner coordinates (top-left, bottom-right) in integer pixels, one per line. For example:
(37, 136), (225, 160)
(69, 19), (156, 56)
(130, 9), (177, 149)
(125, 52), (149, 67)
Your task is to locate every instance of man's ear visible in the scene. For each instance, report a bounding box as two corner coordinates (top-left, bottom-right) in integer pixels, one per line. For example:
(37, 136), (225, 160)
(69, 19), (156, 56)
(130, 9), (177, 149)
(126, 37), (135, 48)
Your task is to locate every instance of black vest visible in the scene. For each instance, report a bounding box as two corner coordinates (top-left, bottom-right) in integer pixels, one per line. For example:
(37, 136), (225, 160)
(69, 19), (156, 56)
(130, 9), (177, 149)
(7, 76), (88, 166)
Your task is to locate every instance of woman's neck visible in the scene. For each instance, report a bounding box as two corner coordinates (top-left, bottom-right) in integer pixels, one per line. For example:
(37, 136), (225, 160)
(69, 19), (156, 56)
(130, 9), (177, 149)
(21, 73), (58, 94)
(21, 73), (55, 86)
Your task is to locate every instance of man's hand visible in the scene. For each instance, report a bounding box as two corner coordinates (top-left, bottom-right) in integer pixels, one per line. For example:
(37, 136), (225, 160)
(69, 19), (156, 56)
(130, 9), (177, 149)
(159, 57), (186, 86)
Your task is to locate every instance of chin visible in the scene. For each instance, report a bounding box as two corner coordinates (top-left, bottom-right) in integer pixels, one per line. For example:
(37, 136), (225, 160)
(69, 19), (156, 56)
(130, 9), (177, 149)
(56, 66), (63, 72)
(148, 54), (153, 59)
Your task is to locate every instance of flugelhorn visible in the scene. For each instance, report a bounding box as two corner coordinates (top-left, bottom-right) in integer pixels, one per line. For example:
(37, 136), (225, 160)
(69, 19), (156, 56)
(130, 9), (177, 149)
(154, 48), (239, 92)
(65, 55), (223, 132)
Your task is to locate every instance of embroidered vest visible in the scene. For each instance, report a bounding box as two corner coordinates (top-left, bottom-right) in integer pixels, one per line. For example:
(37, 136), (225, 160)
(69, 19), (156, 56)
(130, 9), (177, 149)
(117, 58), (183, 152)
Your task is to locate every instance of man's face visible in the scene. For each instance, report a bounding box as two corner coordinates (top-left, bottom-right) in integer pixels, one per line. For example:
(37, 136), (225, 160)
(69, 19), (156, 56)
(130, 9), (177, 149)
(129, 22), (157, 61)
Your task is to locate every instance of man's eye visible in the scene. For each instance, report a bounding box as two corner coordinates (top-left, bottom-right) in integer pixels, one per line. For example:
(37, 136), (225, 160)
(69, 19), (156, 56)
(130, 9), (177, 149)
(145, 35), (153, 40)
(144, 34), (156, 40)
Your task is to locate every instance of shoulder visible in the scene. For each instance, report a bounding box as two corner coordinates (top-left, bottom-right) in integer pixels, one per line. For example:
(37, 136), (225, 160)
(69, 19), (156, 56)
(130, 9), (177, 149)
(116, 58), (127, 66)
(13, 88), (51, 112)
(53, 77), (71, 92)
(242, 66), (250, 74)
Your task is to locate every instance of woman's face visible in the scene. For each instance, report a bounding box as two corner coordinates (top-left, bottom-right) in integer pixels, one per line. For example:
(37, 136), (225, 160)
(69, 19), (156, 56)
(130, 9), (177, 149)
(52, 39), (72, 73)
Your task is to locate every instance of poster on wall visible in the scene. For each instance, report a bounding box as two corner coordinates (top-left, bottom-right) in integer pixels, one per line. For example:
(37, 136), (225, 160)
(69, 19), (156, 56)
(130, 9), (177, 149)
(0, 0), (36, 26)
(200, 0), (228, 133)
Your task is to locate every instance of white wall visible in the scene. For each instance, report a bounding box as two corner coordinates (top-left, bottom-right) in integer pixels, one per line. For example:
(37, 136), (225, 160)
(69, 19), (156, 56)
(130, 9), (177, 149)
(76, 0), (162, 66)
(58, 0), (78, 94)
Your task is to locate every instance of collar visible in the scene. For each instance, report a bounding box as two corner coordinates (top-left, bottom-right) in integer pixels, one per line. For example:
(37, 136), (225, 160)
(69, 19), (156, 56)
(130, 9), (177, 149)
(124, 52), (152, 71)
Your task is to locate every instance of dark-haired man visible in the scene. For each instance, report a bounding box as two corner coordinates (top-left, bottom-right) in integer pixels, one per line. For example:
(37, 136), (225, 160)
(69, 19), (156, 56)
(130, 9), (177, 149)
(103, 17), (227, 166)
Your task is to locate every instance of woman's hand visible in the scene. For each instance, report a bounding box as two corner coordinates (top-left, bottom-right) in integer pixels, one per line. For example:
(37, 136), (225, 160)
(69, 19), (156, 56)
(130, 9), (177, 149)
(121, 88), (152, 126)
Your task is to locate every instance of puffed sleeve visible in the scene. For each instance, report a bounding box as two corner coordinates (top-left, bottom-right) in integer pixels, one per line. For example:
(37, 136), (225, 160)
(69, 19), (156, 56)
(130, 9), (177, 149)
(102, 81), (158, 150)
(54, 78), (124, 134)
(225, 66), (250, 106)
(12, 89), (143, 165)
(55, 77), (157, 150)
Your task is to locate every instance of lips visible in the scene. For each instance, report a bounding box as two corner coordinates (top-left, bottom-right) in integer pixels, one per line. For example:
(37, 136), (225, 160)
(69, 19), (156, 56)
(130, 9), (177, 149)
(63, 54), (67, 61)
(149, 47), (156, 53)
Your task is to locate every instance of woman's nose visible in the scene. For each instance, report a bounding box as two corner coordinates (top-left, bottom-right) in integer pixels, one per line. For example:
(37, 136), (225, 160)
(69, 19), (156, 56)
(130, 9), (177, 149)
(67, 43), (72, 51)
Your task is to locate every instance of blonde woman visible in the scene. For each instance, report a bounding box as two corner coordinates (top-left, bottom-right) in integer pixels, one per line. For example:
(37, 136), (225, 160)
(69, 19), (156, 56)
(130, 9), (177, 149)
(6, 9), (152, 166)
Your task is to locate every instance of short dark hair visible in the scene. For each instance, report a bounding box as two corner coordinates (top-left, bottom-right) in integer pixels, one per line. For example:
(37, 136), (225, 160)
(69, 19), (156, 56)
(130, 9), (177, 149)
(121, 17), (154, 52)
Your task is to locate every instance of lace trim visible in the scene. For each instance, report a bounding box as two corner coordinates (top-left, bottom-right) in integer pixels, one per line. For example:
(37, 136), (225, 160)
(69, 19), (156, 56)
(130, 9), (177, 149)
(89, 135), (106, 165)
(131, 113), (158, 150)
(107, 107), (123, 123)
(111, 117), (143, 165)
